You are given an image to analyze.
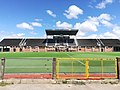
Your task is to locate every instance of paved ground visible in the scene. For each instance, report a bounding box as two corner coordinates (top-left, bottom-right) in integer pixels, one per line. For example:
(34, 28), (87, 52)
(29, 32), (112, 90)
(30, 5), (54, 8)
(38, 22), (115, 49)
(0, 79), (120, 90)
(0, 83), (120, 90)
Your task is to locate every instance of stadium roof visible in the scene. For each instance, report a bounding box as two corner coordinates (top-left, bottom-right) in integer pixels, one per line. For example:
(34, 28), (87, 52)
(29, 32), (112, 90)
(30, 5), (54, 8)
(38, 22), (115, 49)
(46, 29), (78, 35)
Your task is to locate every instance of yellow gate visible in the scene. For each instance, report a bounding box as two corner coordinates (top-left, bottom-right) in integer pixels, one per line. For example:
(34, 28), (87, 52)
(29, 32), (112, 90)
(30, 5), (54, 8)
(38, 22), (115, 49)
(55, 58), (117, 80)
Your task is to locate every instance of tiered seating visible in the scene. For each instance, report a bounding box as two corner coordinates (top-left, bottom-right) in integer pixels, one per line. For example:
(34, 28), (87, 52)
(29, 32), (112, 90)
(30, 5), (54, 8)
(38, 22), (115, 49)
(68, 39), (76, 46)
(0, 38), (120, 51)
(47, 39), (55, 46)
(77, 39), (97, 46)
(0, 39), (22, 46)
(25, 39), (45, 46)
(100, 39), (120, 46)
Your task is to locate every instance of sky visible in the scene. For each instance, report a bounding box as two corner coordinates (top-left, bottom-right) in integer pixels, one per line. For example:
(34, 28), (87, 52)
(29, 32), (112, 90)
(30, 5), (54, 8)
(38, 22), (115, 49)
(0, 0), (120, 40)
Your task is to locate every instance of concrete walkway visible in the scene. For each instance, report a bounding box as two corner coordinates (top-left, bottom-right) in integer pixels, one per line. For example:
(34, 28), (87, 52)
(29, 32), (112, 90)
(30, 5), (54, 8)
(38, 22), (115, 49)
(0, 83), (120, 90)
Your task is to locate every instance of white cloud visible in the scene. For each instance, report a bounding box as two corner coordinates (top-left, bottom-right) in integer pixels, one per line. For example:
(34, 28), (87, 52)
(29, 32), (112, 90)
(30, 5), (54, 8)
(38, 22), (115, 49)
(98, 13), (112, 21)
(46, 10), (56, 18)
(112, 26), (120, 36)
(16, 22), (34, 30)
(76, 30), (86, 36)
(80, 32), (118, 39)
(100, 20), (113, 27)
(0, 31), (25, 41)
(74, 13), (116, 37)
(81, 25), (120, 39)
(74, 17), (99, 36)
(97, 13), (114, 27)
(78, 21), (98, 32)
(0, 31), (7, 41)
(35, 19), (39, 21)
(64, 5), (83, 19)
(55, 13), (113, 37)
(74, 22), (98, 36)
(103, 32), (116, 37)
(34, 18), (42, 21)
(56, 21), (72, 29)
(96, 25), (120, 39)
(55, 18), (99, 36)
(87, 13), (113, 28)
(55, 13), (120, 39)
(12, 33), (25, 37)
(96, 0), (113, 9)
(86, 34), (98, 38)
(16, 21), (42, 30)
(16, 33), (25, 37)
(101, 32), (118, 38)
(31, 22), (42, 27)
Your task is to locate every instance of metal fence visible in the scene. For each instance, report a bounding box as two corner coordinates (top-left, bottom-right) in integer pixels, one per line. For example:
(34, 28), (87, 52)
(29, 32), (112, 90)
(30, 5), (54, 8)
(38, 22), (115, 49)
(55, 58), (118, 79)
(1, 57), (120, 80)
(4, 58), (54, 79)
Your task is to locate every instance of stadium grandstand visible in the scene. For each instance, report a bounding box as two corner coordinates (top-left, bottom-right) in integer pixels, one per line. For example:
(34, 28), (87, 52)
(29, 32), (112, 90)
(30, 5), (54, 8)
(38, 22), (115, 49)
(0, 29), (120, 52)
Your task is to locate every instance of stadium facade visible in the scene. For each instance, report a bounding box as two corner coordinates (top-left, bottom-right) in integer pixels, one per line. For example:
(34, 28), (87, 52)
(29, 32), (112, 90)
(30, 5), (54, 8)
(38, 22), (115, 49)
(0, 29), (120, 52)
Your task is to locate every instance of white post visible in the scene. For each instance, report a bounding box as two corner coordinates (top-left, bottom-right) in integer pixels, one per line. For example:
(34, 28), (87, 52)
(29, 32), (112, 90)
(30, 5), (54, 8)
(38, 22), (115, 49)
(1, 47), (3, 52)
(92, 47), (94, 52)
(38, 46), (40, 52)
(30, 46), (32, 52)
(84, 46), (86, 52)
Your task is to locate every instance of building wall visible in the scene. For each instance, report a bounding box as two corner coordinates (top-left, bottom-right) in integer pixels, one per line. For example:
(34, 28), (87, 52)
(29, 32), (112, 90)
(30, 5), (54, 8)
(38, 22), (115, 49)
(16, 47), (20, 52)
(93, 47), (100, 52)
(69, 47), (77, 52)
(39, 46), (46, 52)
(105, 46), (113, 52)
(0, 45), (115, 52)
(78, 46), (85, 52)
(30, 46), (39, 52)
(10, 47), (18, 52)
(85, 46), (92, 52)
(46, 47), (55, 52)
(23, 47), (31, 52)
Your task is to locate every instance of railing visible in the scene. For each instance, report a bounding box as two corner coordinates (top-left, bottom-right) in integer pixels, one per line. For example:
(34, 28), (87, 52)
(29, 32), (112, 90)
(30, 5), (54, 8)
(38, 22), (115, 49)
(1, 57), (120, 80)
(54, 58), (118, 80)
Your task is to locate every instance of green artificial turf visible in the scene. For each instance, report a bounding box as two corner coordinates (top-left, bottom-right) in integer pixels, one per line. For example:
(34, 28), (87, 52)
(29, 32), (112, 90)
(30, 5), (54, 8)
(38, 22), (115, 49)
(0, 52), (120, 58)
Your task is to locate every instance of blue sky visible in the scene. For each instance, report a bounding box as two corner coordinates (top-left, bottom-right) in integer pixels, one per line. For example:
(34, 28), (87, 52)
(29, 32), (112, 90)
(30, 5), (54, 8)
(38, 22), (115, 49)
(0, 0), (120, 40)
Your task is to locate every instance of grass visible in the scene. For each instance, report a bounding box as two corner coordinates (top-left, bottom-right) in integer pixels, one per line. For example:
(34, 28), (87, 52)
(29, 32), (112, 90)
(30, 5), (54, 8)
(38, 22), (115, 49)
(0, 52), (120, 58)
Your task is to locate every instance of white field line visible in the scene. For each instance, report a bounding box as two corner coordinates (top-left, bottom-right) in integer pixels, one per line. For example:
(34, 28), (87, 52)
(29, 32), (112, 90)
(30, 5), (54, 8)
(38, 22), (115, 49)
(65, 53), (86, 66)
(64, 53), (115, 71)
